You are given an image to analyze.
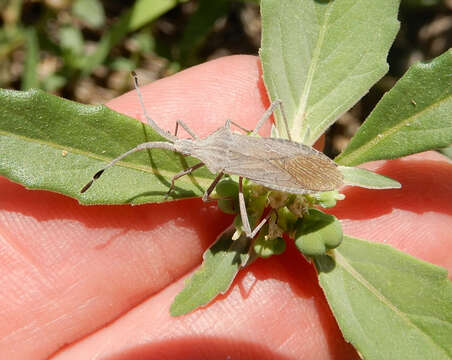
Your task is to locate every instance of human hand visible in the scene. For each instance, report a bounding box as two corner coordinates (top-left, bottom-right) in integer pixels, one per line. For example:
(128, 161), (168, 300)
(1, 55), (450, 360)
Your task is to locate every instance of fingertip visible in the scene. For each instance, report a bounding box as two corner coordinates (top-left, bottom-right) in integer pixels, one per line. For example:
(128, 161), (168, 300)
(107, 55), (271, 137)
(332, 152), (452, 269)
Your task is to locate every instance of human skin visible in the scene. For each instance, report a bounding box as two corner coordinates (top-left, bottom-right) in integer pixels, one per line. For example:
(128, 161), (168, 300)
(0, 55), (451, 360)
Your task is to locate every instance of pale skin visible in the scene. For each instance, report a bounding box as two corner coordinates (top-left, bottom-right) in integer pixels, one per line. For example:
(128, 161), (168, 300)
(0, 55), (451, 359)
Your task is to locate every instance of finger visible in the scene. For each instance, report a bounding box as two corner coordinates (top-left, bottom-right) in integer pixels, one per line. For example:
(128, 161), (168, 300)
(107, 54), (272, 137)
(53, 151), (451, 359)
(0, 55), (266, 359)
(53, 243), (358, 360)
(334, 151), (452, 271)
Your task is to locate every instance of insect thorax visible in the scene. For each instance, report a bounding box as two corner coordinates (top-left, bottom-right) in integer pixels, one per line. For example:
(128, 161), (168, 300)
(174, 131), (232, 173)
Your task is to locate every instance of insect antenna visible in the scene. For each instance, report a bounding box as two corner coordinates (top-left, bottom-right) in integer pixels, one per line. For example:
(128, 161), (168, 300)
(80, 141), (176, 193)
(80, 169), (104, 193)
(131, 71), (178, 142)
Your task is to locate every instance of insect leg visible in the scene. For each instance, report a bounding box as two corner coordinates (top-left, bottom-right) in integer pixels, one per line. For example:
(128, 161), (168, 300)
(165, 162), (205, 199)
(202, 171), (224, 202)
(248, 211), (273, 239)
(226, 120), (252, 134)
(251, 99), (292, 141)
(238, 176), (252, 237)
(238, 177), (272, 238)
(81, 141), (176, 193)
(131, 71), (177, 142)
(174, 120), (199, 139)
(278, 101), (291, 141)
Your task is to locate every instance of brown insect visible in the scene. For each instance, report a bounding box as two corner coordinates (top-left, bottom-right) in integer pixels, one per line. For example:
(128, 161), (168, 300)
(81, 72), (343, 238)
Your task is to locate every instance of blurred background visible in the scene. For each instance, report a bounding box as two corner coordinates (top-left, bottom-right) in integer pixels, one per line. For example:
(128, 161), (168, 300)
(0, 0), (451, 156)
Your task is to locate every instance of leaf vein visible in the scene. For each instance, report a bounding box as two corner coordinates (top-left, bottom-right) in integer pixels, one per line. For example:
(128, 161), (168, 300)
(292, 3), (334, 142)
(0, 130), (212, 185)
(335, 250), (451, 356)
(340, 94), (452, 164)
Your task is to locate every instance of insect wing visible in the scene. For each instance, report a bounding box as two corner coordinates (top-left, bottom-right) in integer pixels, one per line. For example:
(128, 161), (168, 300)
(270, 153), (343, 192)
(224, 135), (343, 194)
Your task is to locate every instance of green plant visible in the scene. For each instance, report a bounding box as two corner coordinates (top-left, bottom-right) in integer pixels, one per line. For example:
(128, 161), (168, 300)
(0, 0), (451, 358)
(0, 0), (259, 98)
(0, 0), (178, 96)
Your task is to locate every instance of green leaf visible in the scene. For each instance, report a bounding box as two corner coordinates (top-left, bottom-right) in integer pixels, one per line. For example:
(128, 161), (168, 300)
(438, 145), (452, 160)
(109, 57), (137, 72)
(294, 208), (343, 256)
(311, 190), (345, 209)
(132, 31), (156, 55)
(128, 0), (184, 31)
(336, 50), (452, 166)
(178, 0), (229, 67)
(60, 26), (84, 57)
(339, 165), (401, 189)
(170, 227), (250, 316)
(42, 74), (67, 93)
(315, 236), (452, 360)
(81, 0), (182, 75)
(253, 231), (286, 258)
(215, 177), (239, 214)
(21, 27), (39, 90)
(60, 26), (85, 69)
(260, 0), (400, 144)
(0, 88), (214, 204)
(72, 0), (106, 29)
